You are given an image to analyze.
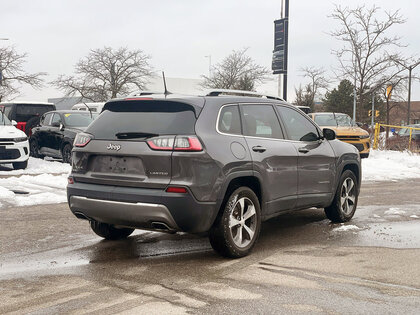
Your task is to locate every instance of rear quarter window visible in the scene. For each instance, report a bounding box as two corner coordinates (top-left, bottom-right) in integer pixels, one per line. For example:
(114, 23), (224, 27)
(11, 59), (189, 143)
(218, 105), (241, 135)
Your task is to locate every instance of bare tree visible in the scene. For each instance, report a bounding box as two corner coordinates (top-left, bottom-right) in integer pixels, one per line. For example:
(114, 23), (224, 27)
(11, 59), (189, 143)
(53, 47), (153, 102)
(0, 46), (45, 101)
(293, 84), (313, 108)
(330, 5), (406, 121)
(202, 48), (269, 91)
(297, 67), (329, 109)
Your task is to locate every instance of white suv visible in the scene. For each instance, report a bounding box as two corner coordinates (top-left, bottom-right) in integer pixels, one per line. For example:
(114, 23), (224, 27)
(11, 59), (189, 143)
(0, 114), (29, 169)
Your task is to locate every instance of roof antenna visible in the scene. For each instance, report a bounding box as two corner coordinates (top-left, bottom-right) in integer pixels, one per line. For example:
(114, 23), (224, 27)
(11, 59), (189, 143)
(162, 71), (171, 97)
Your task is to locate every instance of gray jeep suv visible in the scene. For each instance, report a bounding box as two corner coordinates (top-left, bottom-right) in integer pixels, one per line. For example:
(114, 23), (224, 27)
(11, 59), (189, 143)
(67, 91), (361, 258)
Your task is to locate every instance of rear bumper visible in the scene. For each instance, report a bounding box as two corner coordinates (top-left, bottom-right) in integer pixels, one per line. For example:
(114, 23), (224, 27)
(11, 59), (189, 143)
(67, 181), (218, 233)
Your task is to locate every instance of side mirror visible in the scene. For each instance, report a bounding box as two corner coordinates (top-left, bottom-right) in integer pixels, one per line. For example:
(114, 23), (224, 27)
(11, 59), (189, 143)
(51, 121), (60, 128)
(11, 120), (17, 126)
(323, 128), (336, 141)
(59, 123), (65, 131)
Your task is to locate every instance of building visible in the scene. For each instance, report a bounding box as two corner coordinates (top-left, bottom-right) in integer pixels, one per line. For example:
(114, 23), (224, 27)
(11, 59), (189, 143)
(389, 101), (420, 125)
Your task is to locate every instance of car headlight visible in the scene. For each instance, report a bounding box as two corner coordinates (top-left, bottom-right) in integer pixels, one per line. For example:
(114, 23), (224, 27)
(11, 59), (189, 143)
(13, 136), (28, 142)
(359, 135), (370, 139)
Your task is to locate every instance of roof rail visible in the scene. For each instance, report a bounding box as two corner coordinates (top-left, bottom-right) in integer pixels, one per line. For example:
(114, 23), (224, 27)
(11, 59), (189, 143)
(206, 89), (284, 101)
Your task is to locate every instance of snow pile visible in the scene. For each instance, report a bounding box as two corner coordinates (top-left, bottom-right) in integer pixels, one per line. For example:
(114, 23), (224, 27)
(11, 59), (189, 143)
(0, 173), (68, 208)
(0, 157), (70, 176)
(362, 150), (420, 181)
(0, 158), (70, 209)
(384, 208), (406, 216)
(332, 224), (360, 232)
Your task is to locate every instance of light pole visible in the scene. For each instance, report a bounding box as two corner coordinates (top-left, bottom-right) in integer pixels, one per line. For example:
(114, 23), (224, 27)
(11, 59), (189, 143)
(204, 55), (212, 77)
(393, 59), (420, 125)
(406, 63), (420, 124)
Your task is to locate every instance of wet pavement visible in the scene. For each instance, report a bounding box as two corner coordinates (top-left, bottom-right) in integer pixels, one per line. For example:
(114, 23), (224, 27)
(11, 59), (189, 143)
(1, 179), (420, 314)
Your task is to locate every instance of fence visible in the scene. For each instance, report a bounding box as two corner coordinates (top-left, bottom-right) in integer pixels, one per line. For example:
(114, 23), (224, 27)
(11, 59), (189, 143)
(373, 123), (420, 151)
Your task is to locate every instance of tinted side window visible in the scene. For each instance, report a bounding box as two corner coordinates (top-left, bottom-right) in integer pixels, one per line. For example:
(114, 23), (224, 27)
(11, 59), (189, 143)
(51, 113), (62, 126)
(42, 113), (53, 126)
(218, 105), (241, 135)
(241, 105), (283, 139)
(277, 106), (319, 141)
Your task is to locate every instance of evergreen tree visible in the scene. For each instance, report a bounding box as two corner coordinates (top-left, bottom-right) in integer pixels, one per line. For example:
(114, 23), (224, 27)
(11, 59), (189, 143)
(323, 80), (354, 116)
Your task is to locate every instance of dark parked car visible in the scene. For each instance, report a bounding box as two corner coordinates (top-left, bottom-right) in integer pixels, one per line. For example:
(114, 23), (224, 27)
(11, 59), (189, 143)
(67, 91), (361, 258)
(30, 110), (95, 163)
(0, 102), (56, 136)
(388, 124), (420, 151)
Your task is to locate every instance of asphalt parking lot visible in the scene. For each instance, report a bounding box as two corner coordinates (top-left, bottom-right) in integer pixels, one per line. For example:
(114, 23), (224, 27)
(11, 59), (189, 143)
(1, 179), (420, 314)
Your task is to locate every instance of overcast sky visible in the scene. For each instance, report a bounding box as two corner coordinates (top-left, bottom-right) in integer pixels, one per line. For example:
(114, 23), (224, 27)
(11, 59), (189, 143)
(2, 0), (420, 102)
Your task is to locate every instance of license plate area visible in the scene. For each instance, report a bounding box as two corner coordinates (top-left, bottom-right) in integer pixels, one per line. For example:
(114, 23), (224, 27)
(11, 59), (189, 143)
(88, 155), (145, 176)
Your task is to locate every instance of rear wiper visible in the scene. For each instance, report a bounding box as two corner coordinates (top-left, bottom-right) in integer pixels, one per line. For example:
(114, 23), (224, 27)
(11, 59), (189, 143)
(115, 132), (159, 139)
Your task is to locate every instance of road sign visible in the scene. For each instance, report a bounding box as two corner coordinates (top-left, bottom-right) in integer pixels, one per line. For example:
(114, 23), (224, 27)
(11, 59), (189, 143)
(272, 18), (289, 74)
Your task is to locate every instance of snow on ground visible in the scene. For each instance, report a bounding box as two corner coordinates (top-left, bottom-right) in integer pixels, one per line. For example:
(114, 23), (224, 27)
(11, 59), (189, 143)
(0, 158), (69, 209)
(362, 150), (420, 181)
(0, 150), (419, 209)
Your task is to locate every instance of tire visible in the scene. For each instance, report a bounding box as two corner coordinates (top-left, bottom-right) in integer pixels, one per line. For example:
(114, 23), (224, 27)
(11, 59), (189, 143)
(360, 153), (369, 159)
(90, 221), (134, 240)
(12, 160), (28, 170)
(29, 139), (44, 159)
(62, 143), (73, 164)
(209, 187), (261, 258)
(325, 170), (358, 223)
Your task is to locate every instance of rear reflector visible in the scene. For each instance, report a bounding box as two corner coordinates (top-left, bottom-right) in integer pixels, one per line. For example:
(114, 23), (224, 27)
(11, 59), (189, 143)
(68, 177), (74, 184)
(166, 186), (188, 193)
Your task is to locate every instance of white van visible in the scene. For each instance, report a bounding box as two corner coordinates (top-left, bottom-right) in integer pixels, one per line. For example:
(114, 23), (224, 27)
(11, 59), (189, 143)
(71, 102), (105, 113)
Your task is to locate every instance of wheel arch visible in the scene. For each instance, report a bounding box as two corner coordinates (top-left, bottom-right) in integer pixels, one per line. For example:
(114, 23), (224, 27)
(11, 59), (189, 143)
(341, 162), (360, 191)
(212, 172), (264, 225)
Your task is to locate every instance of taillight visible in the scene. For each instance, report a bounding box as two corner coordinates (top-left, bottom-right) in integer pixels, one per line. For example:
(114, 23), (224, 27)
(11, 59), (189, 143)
(147, 136), (203, 152)
(173, 136), (203, 151)
(147, 136), (175, 151)
(74, 133), (93, 147)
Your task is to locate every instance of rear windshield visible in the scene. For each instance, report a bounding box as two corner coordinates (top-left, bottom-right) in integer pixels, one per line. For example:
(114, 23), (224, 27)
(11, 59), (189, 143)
(15, 104), (55, 122)
(87, 101), (197, 140)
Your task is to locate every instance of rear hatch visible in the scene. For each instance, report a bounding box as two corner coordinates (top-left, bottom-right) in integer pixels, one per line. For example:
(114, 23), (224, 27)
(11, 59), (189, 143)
(72, 99), (203, 189)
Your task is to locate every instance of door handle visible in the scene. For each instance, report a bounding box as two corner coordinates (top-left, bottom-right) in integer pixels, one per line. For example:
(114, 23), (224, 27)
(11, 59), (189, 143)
(298, 148), (309, 153)
(252, 146), (266, 153)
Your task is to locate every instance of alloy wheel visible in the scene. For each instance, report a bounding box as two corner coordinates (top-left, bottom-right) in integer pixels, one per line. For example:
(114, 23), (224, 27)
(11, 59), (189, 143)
(229, 197), (257, 248)
(340, 178), (356, 215)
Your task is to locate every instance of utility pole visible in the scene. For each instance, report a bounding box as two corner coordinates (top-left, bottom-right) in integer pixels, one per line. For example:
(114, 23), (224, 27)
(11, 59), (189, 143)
(273, 0), (289, 100)
(353, 67), (357, 122)
(283, 0), (289, 101)
(407, 66), (412, 124)
(278, 0), (283, 98)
